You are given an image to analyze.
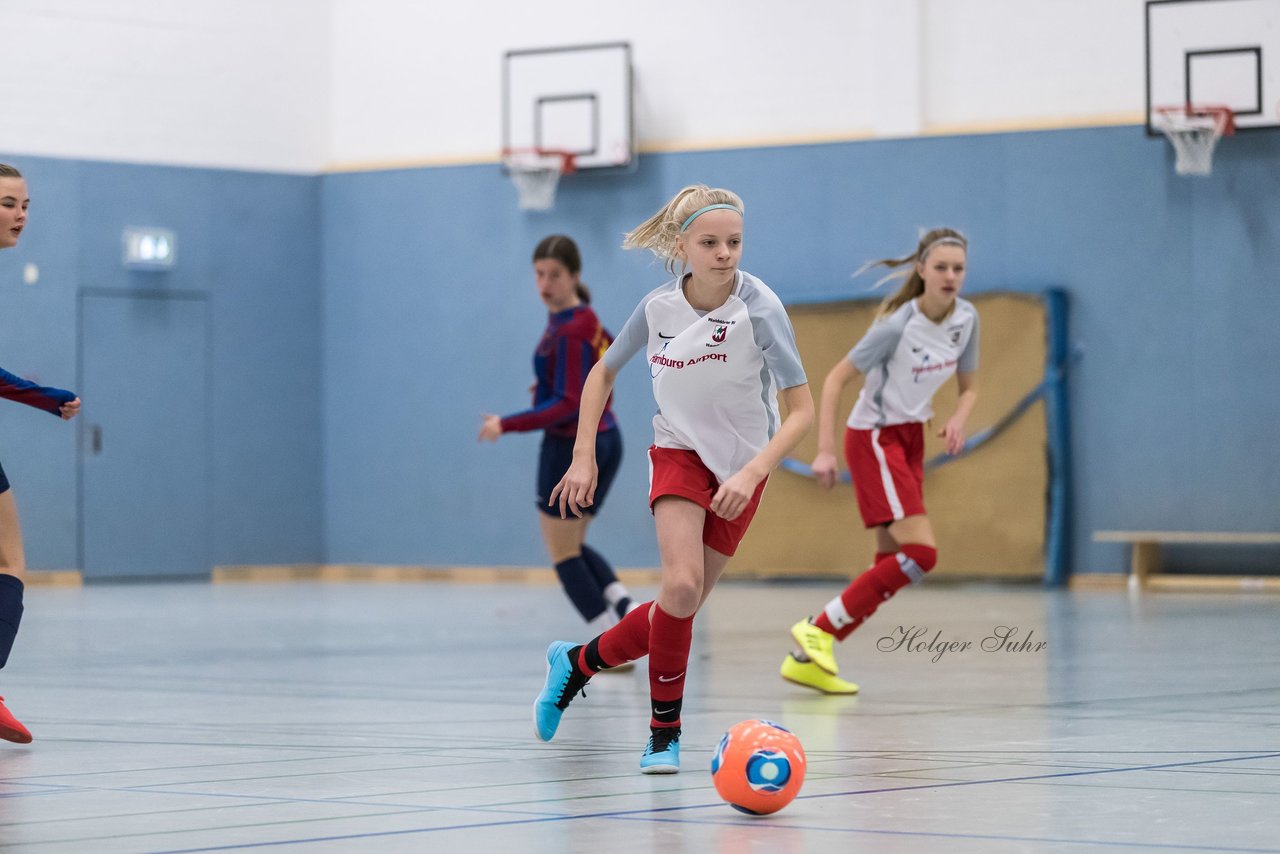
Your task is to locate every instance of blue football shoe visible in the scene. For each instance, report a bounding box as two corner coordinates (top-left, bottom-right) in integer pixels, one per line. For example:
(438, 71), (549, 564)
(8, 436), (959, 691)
(640, 726), (681, 774)
(533, 641), (589, 742)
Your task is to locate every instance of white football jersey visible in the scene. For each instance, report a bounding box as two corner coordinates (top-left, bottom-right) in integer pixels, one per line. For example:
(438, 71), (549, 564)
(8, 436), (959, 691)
(604, 270), (807, 483)
(847, 297), (979, 429)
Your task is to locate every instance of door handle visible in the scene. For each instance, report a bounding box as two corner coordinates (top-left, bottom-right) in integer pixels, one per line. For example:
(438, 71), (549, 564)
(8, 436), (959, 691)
(90, 424), (102, 455)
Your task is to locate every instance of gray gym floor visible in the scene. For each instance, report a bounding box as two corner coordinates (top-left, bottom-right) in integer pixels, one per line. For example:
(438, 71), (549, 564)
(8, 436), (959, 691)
(0, 579), (1276, 852)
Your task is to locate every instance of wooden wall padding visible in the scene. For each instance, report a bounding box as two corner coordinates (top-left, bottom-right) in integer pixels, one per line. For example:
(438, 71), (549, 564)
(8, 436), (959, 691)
(731, 293), (1047, 580)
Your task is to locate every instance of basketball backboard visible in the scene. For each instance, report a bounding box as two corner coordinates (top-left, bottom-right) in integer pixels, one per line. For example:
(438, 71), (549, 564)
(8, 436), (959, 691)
(1146, 0), (1280, 134)
(502, 42), (634, 171)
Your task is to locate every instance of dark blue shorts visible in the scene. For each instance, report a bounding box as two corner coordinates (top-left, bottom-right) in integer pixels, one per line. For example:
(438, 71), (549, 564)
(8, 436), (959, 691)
(537, 428), (622, 517)
(0, 460), (8, 495)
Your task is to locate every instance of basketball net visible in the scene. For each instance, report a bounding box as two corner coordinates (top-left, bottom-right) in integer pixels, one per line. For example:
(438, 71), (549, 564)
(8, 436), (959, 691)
(503, 149), (576, 211)
(1153, 106), (1235, 177)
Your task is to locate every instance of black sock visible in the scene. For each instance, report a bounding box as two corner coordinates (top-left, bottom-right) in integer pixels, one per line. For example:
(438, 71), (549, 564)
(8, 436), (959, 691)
(581, 545), (632, 618)
(580, 637), (611, 674)
(554, 556), (608, 622)
(0, 574), (24, 669)
(650, 697), (682, 727)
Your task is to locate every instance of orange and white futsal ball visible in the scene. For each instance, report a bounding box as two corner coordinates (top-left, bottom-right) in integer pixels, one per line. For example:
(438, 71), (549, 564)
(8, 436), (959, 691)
(710, 719), (806, 815)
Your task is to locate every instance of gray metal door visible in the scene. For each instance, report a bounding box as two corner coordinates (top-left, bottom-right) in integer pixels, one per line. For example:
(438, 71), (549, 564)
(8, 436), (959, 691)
(79, 291), (210, 580)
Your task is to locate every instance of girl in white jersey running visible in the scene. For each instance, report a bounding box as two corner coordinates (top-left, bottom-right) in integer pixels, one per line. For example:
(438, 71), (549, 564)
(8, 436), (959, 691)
(532, 185), (814, 774)
(782, 227), (979, 695)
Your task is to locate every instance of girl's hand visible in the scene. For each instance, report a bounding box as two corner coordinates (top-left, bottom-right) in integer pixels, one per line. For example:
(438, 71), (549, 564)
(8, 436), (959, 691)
(710, 468), (763, 522)
(60, 398), (81, 421)
(477, 414), (503, 442)
(549, 455), (597, 519)
(810, 450), (838, 490)
(938, 419), (966, 456)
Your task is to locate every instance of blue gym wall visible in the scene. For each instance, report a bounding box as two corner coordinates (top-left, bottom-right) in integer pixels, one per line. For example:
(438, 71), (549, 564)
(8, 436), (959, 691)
(320, 125), (1280, 576)
(0, 155), (324, 570)
(5, 125), (1278, 577)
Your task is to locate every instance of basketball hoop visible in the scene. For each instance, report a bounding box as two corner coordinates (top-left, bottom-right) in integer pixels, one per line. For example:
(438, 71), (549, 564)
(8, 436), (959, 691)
(1152, 105), (1235, 177)
(502, 148), (576, 211)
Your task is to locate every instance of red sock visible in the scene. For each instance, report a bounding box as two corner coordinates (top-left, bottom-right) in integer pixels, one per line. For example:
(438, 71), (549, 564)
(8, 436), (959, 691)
(578, 600), (652, 674)
(813, 545), (937, 640)
(648, 604), (694, 728)
(812, 551), (894, 635)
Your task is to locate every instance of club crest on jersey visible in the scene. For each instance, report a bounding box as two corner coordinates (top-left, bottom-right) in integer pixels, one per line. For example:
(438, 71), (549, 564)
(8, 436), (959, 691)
(711, 325), (728, 344)
(948, 326), (963, 345)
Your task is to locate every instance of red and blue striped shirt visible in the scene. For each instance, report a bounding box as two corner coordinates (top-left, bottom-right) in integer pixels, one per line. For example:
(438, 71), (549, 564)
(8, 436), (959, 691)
(1, 366), (76, 416)
(500, 305), (617, 438)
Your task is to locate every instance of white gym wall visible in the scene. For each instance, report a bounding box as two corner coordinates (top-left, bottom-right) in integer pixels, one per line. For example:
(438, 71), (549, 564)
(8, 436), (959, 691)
(1, 0), (330, 173)
(4, 0), (1151, 172)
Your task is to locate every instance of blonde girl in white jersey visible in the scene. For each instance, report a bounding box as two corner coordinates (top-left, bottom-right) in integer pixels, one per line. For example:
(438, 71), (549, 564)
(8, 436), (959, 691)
(532, 185), (814, 774)
(783, 227), (979, 694)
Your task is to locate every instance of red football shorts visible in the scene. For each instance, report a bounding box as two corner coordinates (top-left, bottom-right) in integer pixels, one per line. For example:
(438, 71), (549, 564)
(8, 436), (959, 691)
(845, 423), (926, 528)
(647, 446), (768, 556)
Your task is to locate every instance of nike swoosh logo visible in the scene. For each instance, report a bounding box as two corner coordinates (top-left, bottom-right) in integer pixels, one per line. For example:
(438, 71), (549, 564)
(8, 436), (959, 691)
(657, 672), (684, 682)
(654, 707), (676, 714)
(658, 332), (676, 339)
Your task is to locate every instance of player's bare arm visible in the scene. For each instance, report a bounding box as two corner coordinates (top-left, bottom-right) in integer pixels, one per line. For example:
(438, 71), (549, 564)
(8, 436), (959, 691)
(812, 360), (860, 489)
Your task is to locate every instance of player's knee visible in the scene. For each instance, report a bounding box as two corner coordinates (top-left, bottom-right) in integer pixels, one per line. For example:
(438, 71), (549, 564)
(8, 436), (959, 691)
(899, 544), (937, 577)
(659, 577), (701, 617)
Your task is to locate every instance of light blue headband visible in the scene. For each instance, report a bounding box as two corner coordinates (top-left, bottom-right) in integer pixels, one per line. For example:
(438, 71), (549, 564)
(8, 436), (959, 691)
(921, 236), (966, 259)
(679, 204), (743, 233)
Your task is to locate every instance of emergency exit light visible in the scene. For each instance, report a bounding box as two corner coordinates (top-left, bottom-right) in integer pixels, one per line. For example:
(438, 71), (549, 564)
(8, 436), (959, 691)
(122, 227), (177, 269)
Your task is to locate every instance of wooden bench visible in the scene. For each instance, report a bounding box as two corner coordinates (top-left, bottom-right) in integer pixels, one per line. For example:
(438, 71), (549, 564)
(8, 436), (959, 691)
(1093, 531), (1280, 591)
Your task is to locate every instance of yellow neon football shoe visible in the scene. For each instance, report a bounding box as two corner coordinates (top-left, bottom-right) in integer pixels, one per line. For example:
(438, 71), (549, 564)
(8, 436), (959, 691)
(790, 618), (838, 675)
(780, 654), (859, 695)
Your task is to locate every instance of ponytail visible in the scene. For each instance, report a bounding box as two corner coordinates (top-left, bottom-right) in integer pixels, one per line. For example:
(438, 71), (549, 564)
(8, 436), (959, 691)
(623, 184), (744, 275)
(861, 227), (967, 319)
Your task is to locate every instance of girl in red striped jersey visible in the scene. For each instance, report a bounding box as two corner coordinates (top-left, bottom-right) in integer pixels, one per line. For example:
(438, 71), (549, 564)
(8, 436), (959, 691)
(0, 163), (82, 743)
(479, 235), (635, 634)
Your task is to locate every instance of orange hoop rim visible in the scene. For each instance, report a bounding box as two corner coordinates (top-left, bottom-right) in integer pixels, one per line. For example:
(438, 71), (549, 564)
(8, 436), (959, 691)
(1153, 104), (1236, 135)
(501, 148), (578, 175)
